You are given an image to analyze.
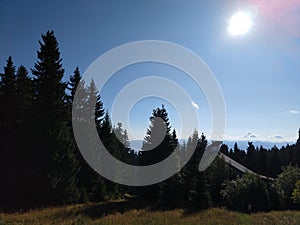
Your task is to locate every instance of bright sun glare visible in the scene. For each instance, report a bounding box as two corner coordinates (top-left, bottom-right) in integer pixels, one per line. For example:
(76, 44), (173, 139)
(228, 11), (253, 36)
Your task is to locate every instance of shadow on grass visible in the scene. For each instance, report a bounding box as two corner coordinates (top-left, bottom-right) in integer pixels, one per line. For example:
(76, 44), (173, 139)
(76, 199), (151, 219)
(1, 197), (221, 220)
(72, 198), (191, 220)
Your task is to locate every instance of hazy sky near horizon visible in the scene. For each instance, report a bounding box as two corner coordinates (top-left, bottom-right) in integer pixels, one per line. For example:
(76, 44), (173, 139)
(1, 0), (300, 142)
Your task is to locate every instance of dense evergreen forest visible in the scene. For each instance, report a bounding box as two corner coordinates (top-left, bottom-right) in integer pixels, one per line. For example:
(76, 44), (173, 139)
(1, 30), (300, 212)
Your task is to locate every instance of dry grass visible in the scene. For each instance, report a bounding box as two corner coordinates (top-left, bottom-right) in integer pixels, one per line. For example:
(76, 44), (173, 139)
(1, 202), (300, 225)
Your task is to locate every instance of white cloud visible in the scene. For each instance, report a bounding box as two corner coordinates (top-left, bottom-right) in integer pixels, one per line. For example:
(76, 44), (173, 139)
(244, 132), (257, 139)
(274, 135), (283, 140)
(290, 110), (299, 114)
(221, 133), (297, 143)
(267, 134), (296, 143)
(191, 101), (199, 110)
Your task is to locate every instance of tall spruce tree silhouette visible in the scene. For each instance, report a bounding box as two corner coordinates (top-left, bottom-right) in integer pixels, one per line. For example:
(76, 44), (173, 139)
(31, 30), (79, 205)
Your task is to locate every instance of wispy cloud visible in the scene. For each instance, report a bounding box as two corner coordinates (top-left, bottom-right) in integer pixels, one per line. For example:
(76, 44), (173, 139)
(290, 110), (299, 114)
(191, 101), (199, 110)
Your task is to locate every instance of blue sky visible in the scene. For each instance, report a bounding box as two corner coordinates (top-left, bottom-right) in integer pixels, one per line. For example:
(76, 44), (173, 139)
(1, 0), (300, 142)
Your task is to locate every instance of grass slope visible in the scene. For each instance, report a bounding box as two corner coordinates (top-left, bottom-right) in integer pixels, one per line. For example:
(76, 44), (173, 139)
(1, 201), (300, 225)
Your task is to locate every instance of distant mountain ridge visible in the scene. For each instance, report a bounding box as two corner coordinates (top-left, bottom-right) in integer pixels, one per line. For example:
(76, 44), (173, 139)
(222, 140), (294, 150)
(130, 139), (294, 151)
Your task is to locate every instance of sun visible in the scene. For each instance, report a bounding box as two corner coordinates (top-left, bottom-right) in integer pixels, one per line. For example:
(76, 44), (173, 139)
(228, 11), (253, 36)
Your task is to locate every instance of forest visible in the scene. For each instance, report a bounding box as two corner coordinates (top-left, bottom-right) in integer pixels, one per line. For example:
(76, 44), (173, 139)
(1, 30), (300, 213)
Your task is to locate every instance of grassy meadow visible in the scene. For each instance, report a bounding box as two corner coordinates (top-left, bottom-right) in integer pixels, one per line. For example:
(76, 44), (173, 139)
(1, 200), (300, 225)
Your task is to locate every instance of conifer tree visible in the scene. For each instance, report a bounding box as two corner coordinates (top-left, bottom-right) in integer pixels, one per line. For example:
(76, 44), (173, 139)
(76, 80), (107, 202)
(30, 30), (79, 204)
(158, 129), (181, 207)
(67, 66), (81, 104)
(16, 65), (33, 122)
(138, 105), (176, 201)
(141, 105), (172, 165)
(0, 56), (17, 126)
(0, 56), (18, 208)
(14, 65), (34, 207)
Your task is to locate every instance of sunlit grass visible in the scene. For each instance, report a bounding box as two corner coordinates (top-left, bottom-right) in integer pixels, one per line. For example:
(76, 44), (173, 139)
(1, 202), (300, 225)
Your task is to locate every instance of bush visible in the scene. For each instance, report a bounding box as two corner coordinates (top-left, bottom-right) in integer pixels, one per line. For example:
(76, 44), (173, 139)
(220, 173), (270, 212)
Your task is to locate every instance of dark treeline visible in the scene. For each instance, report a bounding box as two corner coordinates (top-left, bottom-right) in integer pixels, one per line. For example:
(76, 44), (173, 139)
(220, 137), (300, 179)
(1, 30), (300, 212)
